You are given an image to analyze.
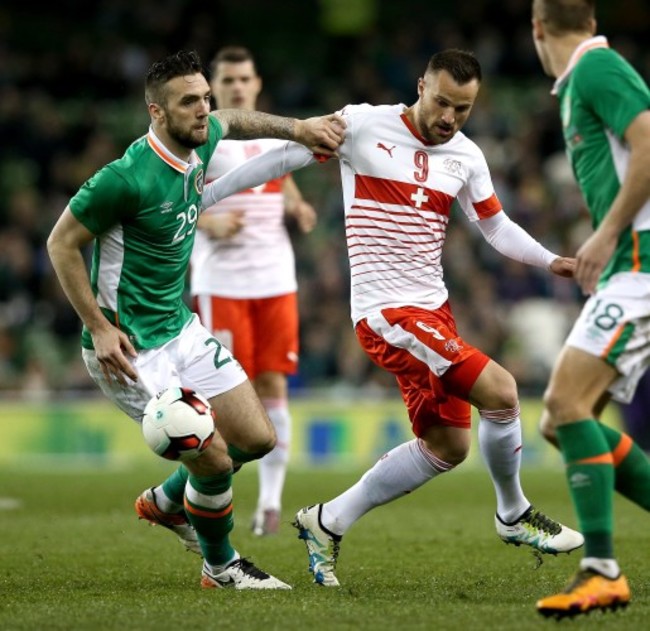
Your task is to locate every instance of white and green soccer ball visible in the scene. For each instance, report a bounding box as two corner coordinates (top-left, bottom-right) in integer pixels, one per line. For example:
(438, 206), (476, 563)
(142, 387), (215, 461)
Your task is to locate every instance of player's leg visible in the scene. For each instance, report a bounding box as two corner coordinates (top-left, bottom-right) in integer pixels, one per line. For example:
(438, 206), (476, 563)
(537, 278), (650, 616)
(536, 346), (629, 616)
(250, 293), (298, 535)
(82, 347), (202, 554)
(252, 371), (290, 535)
(193, 295), (276, 463)
(177, 317), (289, 589)
(541, 391), (650, 511)
(467, 358), (583, 553)
(293, 309), (469, 586)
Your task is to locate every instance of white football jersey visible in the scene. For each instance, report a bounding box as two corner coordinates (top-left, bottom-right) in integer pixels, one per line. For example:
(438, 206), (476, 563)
(337, 104), (502, 323)
(190, 138), (297, 298)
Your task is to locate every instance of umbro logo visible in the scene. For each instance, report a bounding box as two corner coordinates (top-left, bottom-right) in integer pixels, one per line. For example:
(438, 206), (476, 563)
(160, 201), (174, 214)
(570, 472), (591, 488)
(377, 142), (396, 157)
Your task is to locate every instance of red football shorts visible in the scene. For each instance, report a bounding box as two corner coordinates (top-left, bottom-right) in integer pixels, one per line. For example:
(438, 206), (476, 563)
(355, 303), (489, 435)
(193, 292), (299, 379)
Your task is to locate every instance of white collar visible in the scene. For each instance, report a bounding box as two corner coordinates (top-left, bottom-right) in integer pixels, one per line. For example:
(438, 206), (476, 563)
(146, 126), (201, 173)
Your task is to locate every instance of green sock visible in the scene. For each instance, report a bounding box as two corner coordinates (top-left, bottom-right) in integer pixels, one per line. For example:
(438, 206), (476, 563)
(599, 424), (650, 511)
(556, 419), (615, 558)
(161, 465), (189, 505)
(185, 472), (235, 567)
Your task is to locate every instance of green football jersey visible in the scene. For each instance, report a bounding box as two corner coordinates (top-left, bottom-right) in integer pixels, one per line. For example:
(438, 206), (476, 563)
(555, 37), (650, 285)
(70, 117), (223, 350)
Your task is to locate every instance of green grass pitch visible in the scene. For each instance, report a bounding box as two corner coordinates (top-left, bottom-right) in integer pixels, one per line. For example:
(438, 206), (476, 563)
(0, 463), (647, 630)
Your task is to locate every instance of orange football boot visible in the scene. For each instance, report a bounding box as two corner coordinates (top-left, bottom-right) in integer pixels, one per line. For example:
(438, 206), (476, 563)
(537, 569), (630, 619)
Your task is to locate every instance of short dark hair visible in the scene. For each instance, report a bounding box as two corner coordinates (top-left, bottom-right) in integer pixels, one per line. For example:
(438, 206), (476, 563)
(426, 49), (482, 84)
(210, 46), (257, 76)
(533, 0), (595, 35)
(145, 50), (204, 105)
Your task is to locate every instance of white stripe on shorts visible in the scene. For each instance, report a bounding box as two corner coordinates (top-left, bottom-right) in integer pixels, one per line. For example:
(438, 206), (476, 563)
(366, 312), (452, 376)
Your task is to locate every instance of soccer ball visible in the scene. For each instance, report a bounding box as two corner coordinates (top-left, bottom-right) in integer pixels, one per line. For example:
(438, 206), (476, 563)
(142, 387), (215, 461)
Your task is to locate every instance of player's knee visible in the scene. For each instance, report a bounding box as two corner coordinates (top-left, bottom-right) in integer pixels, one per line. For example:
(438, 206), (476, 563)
(542, 387), (576, 426)
(227, 429), (276, 465)
(248, 431), (277, 458)
(494, 371), (519, 410)
(472, 364), (519, 410)
(538, 414), (558, 446)
(422, 437), (468, 467)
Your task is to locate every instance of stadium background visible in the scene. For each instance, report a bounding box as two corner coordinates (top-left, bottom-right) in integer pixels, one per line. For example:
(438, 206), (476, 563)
(1, 0), (649, 463)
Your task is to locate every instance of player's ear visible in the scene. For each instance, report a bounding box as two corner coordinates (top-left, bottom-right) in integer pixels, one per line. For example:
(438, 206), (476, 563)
(149, 102), (165, 124)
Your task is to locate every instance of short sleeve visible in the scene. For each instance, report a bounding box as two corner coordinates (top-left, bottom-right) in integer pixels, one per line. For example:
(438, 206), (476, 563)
(69, 165), (138, 235)
(575, 50), (650, 140)
(456, 147), (502, 221)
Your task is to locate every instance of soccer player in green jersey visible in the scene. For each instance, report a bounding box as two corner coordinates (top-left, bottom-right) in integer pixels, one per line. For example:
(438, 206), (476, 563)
(531, 0), (650, 618)
(47, 50), (344, 590)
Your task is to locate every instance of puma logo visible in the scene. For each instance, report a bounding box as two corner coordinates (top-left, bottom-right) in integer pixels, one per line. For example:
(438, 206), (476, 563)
(377, 142), (395, 157)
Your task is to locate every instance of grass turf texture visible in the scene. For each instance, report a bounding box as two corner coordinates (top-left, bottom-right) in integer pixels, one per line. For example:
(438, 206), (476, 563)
(0, 463), (647, 630)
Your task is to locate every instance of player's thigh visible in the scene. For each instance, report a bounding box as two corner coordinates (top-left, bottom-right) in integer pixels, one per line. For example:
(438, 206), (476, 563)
(178, 317), (274, 450)
(82, 346), (183, 422)
(361, 304), (489, 396)
(193, 294), (255, 377)
(208, 380), (275, 451)
(467, 359), (518, 410)
(544, 345), (618, 424)
(356, 307), (476, 434)
(251, 293), (299, 377)
(564, 274), (650, 405)
(82, 348), (151, 421)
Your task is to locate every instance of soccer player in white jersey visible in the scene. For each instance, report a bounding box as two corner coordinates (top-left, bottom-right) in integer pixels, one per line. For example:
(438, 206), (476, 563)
(191, 47), (316, 536)
(202, 49), (585, 587)
(46, 50), (344, 590)
(531, 0), (650, 618)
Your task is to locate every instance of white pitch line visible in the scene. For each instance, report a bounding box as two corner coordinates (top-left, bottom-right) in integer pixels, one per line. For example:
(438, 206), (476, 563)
(0, 497), (22, 510)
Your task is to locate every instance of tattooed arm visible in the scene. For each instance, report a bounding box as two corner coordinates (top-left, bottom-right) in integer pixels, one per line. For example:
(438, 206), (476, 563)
(211, 110), (345, 156)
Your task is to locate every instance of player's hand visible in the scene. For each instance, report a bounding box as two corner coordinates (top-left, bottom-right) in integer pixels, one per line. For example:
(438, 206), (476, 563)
(549, 256), (576, 278)
(287, 200), (317, 233)
(294, 114), (346, 156)
(91, 324), (138, 385)
(199, 210), (245, 239)
(575, 228), (617, 295)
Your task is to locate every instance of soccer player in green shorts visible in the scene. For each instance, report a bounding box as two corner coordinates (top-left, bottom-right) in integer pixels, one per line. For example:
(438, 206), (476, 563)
(531, 0), (650, 618)
(47, 50), (344, 590)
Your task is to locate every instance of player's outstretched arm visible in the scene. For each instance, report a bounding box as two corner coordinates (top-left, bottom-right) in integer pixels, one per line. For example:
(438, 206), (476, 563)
(212, 110), (345, 155)
(476, 210), (568, 272)
(202, 142), (318, 209)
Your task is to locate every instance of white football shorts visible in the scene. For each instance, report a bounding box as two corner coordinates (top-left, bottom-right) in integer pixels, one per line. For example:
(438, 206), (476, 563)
(566, 271), (650, 403)
(82, 314), (247, 422)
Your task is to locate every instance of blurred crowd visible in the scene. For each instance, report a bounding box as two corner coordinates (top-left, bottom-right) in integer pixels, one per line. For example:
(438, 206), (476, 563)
(2, 0), (650, 400)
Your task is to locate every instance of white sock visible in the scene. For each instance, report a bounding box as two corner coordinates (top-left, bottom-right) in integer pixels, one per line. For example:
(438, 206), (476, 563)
(478, 408), (530, 523)
(206, 550), (240, 574)
(580, 557), (620, 579)
(257, 399), (291, 512)
(152, 486), (183, 514)
(321, 439), (454, 536)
